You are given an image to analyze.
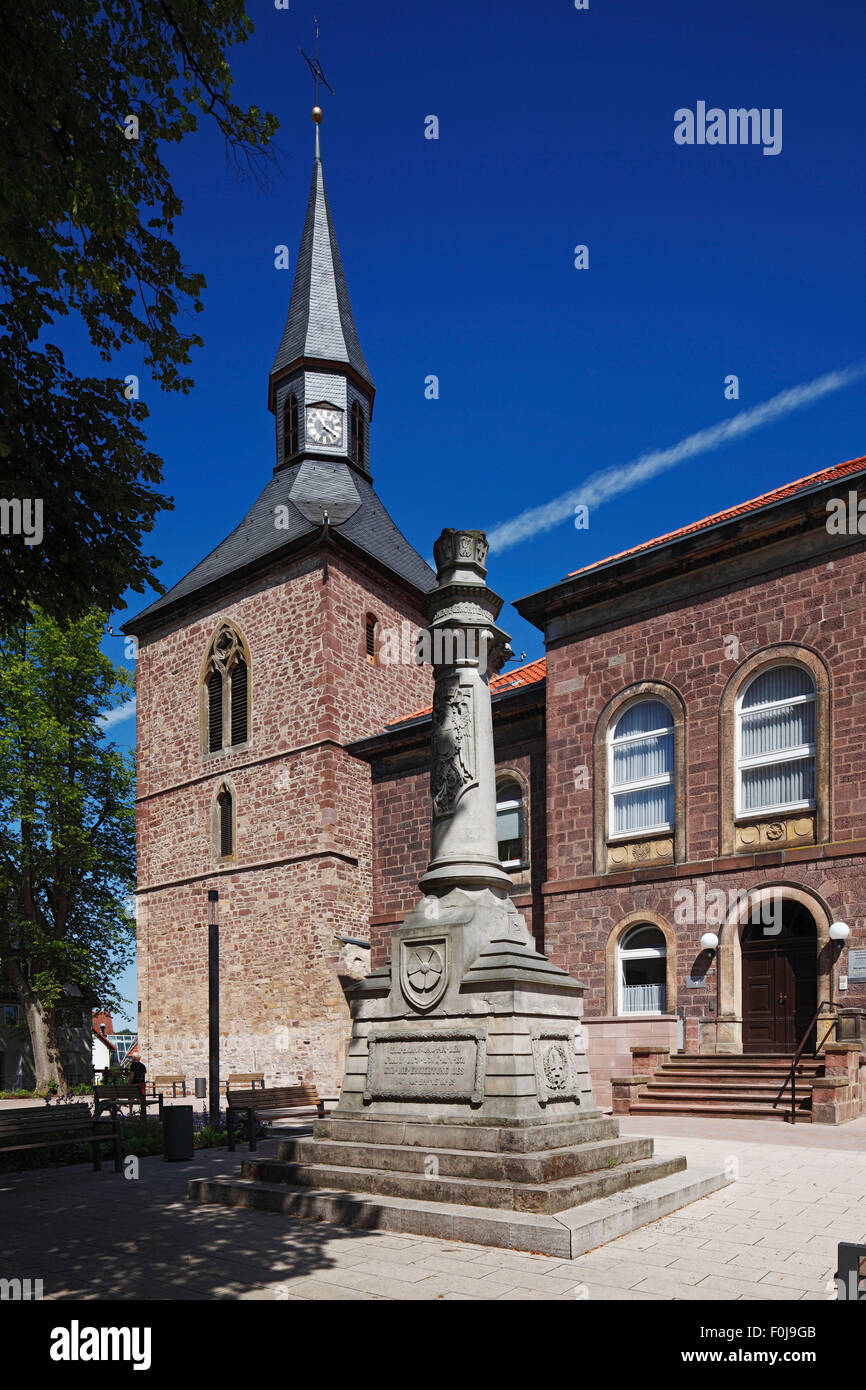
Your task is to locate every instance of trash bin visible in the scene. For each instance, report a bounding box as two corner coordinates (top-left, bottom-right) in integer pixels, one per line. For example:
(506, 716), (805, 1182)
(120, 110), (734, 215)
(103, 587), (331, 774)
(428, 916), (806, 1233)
(162, 1104), (194, 1162)
(194, 1077), (206, 1099)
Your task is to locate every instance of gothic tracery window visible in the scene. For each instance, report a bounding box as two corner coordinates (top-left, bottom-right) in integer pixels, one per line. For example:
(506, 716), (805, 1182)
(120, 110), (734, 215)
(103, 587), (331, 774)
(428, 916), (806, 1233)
(203, 625), (250, 753)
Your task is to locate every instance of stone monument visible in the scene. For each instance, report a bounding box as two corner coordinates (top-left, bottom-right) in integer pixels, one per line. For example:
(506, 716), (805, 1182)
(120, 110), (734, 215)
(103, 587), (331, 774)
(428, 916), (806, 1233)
(191, 530), (728, 1255)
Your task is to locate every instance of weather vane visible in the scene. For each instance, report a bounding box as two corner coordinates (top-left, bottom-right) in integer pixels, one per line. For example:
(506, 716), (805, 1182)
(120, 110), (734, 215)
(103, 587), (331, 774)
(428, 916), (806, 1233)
(299, 16), (334, 154)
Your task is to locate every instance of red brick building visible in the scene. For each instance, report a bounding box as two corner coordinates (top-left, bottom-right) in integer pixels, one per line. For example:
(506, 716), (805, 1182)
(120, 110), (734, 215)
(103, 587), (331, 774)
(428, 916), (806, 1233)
(124, 150), (433, 1093)
(126, 140), (865, 1116)
(356, 458), (866, 1108)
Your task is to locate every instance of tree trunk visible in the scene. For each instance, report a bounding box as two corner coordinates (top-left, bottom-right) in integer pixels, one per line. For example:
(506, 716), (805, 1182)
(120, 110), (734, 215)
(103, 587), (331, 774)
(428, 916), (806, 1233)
(5, 956), (67, 1093)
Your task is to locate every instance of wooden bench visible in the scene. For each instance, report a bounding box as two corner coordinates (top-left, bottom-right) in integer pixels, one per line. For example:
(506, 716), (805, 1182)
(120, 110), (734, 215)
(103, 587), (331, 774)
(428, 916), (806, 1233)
(219, 1072), (265, 1096)
(226, 1085), (330, 1151)
(94, 1084), (163, 1121)
(150, 1074), (187, 1098)
(0, 1104), (122, 1172)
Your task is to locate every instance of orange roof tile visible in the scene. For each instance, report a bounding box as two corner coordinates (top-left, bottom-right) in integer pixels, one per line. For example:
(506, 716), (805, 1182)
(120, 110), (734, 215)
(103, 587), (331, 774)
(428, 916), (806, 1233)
(566, 453), (866, 580)
(397, 656), (547, 723)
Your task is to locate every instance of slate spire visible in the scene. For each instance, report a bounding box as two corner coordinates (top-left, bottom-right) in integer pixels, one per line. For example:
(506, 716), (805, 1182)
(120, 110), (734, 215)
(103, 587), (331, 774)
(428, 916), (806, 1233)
(269, 151), (373, 399)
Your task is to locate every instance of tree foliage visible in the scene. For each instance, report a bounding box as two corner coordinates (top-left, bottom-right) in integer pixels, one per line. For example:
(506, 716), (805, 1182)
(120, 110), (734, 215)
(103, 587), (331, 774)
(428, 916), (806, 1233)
(0, 1), (278, 631)
(0, 609), (137, 1088)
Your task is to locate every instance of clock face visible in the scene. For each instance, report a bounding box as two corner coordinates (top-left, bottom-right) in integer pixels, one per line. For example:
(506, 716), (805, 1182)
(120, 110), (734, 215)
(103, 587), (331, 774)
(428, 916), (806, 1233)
(305, 405), (343, 448)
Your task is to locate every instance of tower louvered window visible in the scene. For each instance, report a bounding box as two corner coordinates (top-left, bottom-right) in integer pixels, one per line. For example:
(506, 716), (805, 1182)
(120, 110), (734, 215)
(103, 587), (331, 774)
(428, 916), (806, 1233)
(365, 613), (377, 664)
(230, 659), (248, 745)
(218, 787), (233, 857)
(350, 401), (364, 466)
(203, 625), (250, 753)
(207, 671), (223, 753)
(283, 393), (299, 463)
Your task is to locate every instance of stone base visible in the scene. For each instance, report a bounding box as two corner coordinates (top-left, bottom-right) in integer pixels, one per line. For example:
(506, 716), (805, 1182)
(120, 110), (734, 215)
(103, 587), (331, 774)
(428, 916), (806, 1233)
(188, 1164), (730, 1259)
(187, 1110), (730, 1257)
(189, 890), (729, 1256)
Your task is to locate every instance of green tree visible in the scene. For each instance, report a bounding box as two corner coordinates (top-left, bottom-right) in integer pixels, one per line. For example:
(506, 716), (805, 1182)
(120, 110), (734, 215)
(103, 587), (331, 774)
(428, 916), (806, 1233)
(0, 0), (278, 633)
(0, 609), (136, 1091)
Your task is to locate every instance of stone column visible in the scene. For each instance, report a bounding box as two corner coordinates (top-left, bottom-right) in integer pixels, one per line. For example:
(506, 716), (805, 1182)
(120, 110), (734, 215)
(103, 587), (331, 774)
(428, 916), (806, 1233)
(418, 529), (513, 897)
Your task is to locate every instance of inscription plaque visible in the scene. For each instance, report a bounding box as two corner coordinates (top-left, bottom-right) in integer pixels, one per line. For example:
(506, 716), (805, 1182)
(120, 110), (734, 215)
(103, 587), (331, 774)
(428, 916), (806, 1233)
(848, 949), (866, 984)
(364, 1028), (486, 1106)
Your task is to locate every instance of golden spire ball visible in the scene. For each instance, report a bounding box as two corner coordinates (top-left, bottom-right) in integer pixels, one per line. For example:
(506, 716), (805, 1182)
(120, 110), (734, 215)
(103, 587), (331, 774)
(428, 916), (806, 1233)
(311, 105), (323, 124)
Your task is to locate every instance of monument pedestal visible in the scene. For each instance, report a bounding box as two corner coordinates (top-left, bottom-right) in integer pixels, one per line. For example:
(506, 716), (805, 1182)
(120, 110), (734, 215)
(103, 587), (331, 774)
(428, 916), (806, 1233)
(190, 891), (729, 1255)
(335, 888), (596, 1125)
(189, 528), (729, 1254)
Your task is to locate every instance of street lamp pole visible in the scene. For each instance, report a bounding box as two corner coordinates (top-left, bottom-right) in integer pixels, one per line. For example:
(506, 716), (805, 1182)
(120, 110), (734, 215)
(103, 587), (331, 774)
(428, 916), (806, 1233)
(207, 890), (220, 1126)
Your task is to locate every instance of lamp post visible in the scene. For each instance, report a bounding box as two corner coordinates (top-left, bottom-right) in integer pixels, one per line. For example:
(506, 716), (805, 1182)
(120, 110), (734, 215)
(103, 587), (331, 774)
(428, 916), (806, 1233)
(700, 933), (720, 1050)
(207, 890), (220, 1126)
(828, 921), (850, 1007)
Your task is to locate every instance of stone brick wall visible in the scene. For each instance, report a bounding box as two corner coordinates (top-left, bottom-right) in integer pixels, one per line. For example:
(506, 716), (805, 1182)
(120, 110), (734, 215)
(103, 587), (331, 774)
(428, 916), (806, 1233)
(540, 537), (866, 1047)
(135, 545), (430, 1095)
(583, 1015), (679, 1109)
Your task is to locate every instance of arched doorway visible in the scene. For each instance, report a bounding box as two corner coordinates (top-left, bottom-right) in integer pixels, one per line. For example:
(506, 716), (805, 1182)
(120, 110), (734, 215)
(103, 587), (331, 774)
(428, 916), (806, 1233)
(741, 899), (818, 1053)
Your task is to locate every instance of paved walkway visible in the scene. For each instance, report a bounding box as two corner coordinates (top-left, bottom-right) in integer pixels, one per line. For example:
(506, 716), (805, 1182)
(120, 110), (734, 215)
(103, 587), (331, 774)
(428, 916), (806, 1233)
(2, 1115), (864, 1300)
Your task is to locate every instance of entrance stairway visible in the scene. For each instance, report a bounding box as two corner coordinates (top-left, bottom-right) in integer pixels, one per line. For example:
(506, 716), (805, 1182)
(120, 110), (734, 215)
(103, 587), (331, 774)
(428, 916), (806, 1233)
(628, 1053), (825, 1122)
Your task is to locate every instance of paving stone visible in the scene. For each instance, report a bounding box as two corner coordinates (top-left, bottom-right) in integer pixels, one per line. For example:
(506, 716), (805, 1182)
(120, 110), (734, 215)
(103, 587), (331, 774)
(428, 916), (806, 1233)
(5, 1117), (866, 1301)
(758, 1268), (829, 1292)
(694, 1274), (805, 1300)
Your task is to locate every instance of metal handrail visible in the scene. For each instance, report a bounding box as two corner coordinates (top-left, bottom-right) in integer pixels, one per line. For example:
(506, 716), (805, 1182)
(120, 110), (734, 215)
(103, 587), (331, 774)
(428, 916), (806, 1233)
(771, 1001), (838, 1123)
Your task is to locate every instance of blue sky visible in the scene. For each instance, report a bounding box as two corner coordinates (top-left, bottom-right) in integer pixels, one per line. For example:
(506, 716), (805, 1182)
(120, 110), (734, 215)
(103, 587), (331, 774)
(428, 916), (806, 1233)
(92, 0), (865, 1023)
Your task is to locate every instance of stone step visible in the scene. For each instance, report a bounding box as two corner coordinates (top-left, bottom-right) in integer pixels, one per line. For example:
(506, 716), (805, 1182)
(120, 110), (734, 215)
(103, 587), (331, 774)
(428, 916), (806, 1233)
(187, 1163), (731, 1259)
(647, 1078), (817, 1089)
(276, 1133), (655, 1184)
(238, 1151), (687, 1215)
(666, 1053), (821, 1063)
(660, 1060), (822, 1071)
(312, 1111), (617, 1154)
(629, 1099), (810, 1120)
(641, 1087), (811, 1107)
(659, 1066), (821, 1079)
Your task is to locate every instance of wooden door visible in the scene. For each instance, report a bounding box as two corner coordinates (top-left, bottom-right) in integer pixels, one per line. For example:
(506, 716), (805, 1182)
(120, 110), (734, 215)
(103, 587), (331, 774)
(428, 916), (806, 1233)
(742, 938), (817, 1053)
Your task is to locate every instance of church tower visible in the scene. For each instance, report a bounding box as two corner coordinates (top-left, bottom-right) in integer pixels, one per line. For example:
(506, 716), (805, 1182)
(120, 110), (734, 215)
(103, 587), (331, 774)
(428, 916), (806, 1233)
(125, 116), (434, 1093)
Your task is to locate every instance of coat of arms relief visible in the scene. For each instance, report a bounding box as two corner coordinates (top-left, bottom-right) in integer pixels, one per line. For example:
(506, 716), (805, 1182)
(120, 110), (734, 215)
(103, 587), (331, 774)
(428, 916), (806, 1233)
(431, 677), (476, 817)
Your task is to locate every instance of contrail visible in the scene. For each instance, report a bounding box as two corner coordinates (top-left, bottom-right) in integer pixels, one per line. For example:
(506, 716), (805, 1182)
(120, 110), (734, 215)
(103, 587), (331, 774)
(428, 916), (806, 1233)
(487, 364), (866, 554)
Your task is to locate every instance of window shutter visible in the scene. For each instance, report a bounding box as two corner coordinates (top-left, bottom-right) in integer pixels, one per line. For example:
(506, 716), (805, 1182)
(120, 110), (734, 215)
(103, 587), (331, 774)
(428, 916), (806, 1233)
(208, 672), (223, 752)
(219, 788), (233, 857)
(230, 660), (248, 745)
(283, 393), (298, 462)
(351, 402), (364, 465)
(365, 615), (377, 662)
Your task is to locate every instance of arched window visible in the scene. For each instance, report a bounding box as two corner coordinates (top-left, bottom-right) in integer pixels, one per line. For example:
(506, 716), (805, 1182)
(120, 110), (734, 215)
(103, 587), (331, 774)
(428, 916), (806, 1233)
(736, 665), (816, 817)
(365, 613), (378, 665)
(496, 780), (524, 868)
(283, 393), (299, 463)
(608, 699), (674, 839)
(217, 785), (234, 858)
(202, 624), (250, 754)
(350, 401), (365, 466)
(619, 924), (667, 1014)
